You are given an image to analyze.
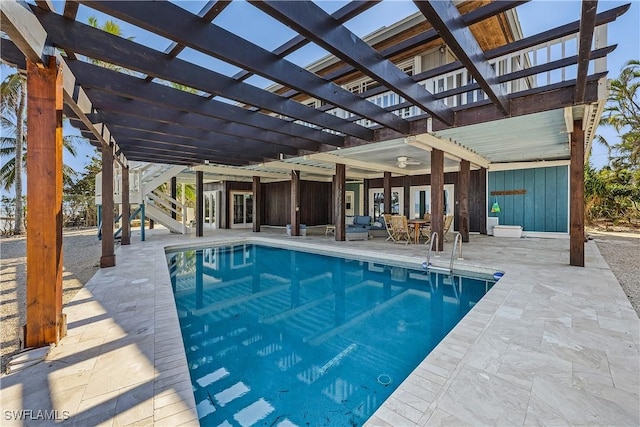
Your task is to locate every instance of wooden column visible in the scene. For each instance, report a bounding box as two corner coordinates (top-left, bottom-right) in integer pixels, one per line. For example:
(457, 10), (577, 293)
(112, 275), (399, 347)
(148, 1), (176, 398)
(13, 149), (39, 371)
(335, 163), (346, 241)
(25, 57), (65, 347)
(363, 179), (370, 217)
(459, 160), (470, 242)
(479, 167), (487, 234)
(383, 171), (391, 214)
(252, 176), (261, 232)
(331, 175), (337, 224)
(431, 149), (444, 251)
(196, 170), (203, 237)
(100, 142), (116, 268)
(121, 166), (131, 246)
(570, 120), (585, 267)
(403, 175), (411, 218)
(170, 176), (177, 220)
(290, 171), (300, 236)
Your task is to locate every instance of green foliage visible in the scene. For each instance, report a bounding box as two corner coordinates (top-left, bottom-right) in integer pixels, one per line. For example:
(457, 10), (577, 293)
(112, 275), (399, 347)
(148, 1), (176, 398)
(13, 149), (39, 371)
(598, 59), (640, 169)
(591, 59), (640, 226)
(64, 151), (102, 226)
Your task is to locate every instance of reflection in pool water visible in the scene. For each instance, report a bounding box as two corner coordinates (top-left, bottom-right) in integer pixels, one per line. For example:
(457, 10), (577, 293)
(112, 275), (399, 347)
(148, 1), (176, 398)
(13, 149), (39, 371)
(167, 244), (493, 426)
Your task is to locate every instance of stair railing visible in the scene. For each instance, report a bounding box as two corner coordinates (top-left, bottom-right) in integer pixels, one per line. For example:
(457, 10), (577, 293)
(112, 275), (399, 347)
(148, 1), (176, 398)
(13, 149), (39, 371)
(146, 190), (187, 233)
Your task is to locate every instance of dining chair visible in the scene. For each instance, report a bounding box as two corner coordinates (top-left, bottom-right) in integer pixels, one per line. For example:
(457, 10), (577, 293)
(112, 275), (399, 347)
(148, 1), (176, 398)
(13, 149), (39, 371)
(391, 215), (411, 244)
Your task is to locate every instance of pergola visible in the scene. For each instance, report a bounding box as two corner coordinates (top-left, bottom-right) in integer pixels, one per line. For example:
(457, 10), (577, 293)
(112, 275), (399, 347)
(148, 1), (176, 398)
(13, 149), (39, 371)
(0, 0), (628, 347)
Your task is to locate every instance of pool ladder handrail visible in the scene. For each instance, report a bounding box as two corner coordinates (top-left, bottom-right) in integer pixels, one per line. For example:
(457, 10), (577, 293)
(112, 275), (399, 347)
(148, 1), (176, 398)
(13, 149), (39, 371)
(425, 232), (439, 267)
(450, 232), (463, 272)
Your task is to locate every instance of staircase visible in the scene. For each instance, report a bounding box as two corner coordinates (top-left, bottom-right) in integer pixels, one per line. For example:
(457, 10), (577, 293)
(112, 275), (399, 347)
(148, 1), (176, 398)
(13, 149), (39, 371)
(96, 161), (191, 235)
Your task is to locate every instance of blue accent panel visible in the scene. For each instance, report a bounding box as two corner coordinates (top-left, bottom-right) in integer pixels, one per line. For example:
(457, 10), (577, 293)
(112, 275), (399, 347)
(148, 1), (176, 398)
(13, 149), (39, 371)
(556, 167), (568, 232)
(534, 168), (546, 231)
(545, 168), (557, 231)
(513, 169), (525, 229)
(523, 169), (536, 231)
(488, 165), (568, 232)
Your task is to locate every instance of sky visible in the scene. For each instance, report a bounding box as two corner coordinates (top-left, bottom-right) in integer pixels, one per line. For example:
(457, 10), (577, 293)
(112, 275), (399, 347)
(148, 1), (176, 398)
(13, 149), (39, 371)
(1, 0), (639, 189)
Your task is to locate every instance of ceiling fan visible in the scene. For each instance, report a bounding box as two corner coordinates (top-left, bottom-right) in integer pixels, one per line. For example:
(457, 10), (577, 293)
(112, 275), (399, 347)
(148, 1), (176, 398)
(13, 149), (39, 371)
(396, 156), (421, 168)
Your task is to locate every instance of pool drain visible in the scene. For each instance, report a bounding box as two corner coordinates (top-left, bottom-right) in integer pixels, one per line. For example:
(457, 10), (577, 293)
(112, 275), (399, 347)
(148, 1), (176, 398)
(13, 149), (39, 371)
(377, 374), (392, 386)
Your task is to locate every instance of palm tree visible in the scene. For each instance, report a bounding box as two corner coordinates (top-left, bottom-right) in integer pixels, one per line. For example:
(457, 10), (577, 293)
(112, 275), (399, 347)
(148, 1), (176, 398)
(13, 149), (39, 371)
(597, 60), (640, 169)
(1, 72), (82, 234)
(1, 72), (26, 234)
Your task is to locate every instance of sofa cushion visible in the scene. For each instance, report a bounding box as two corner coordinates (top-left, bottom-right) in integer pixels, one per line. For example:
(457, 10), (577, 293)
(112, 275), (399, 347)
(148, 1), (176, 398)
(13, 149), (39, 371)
(353, 215), (371, 226)
(369, 220), (385, 230)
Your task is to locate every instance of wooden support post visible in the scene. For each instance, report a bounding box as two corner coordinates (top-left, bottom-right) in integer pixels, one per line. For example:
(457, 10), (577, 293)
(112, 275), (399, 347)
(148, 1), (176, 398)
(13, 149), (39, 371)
(252, 176), (261, 232)
(196, 170), (203, 237)
(431, 149), (444, 251)
(25, 56), (65, 347)
(383, 171), (392, 214)
(121, 166), (131, 245)
(459, 160), (470, 242)
(170, 176), (177, 220)
(403, 175), (411, 218)
(331, 175), (337, 225)
(290, 170), (300, 236)
(363, 179), (369, 217)
(335, 163), (346, 241)
(100, 141), (116, 267)
(479, 167), (487, 234)
(570, 120), (585, 267)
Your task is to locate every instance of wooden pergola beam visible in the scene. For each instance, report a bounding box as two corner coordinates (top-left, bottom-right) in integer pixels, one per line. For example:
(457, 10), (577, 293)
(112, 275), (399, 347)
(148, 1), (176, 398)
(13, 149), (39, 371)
(575, 1), (598, 104)
(281, 0), (527, 99)
(38, 4), (375, 141)
(413, 0), (509, 115)
(86, 90), (320, 152)
(66, 59), (343, 147)
(78, 0), (400, 136)
(251, 0), (453, 127)
(234, 0), (379, 82)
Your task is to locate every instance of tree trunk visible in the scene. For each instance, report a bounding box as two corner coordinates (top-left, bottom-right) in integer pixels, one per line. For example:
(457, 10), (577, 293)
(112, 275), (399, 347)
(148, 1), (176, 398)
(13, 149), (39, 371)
(13, 78), (26, 235)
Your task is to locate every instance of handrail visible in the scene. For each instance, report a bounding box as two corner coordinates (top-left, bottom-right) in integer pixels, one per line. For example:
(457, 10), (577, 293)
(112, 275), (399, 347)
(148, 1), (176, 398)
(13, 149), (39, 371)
(147, 191), (183, 217)
(426, 232), (439, 268)
(302, 24), (611, 128)
(450, 232), (463, 272)
(146, 190), (188, 234)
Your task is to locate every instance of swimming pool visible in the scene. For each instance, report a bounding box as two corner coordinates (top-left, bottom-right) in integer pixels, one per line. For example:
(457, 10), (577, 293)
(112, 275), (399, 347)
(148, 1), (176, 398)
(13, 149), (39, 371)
(167, 243), (494, 426)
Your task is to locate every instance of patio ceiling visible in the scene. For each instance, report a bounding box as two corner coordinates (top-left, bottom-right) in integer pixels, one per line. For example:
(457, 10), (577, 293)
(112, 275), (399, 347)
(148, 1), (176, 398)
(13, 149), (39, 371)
(0, 0), (630, 173)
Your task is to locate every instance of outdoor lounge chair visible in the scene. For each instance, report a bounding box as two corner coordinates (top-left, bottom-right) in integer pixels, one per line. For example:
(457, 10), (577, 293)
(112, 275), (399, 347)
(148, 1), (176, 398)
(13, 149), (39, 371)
(345, 215), (370, 241)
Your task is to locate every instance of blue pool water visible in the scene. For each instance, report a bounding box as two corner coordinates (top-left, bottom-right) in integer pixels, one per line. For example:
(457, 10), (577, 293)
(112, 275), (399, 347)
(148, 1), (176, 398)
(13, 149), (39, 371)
(167, 244), (494, 427)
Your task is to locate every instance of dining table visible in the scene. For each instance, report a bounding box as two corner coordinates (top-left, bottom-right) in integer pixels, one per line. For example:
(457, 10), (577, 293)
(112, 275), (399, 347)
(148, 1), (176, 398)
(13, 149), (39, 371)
(407, 219), (429, 244)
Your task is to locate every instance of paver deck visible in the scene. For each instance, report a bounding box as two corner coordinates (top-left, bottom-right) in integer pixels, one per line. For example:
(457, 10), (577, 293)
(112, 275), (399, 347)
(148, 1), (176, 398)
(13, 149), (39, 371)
(1, 227), (638, 426)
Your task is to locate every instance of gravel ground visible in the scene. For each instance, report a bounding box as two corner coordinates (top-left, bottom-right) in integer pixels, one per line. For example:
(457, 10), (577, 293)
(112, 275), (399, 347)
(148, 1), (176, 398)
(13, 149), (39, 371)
(1, 228), (103, 368)
(1, 228), (638, 370)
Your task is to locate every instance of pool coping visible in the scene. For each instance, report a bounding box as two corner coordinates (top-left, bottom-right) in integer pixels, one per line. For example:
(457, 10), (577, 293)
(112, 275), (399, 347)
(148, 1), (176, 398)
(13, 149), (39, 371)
(1, 230), (638, 426)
